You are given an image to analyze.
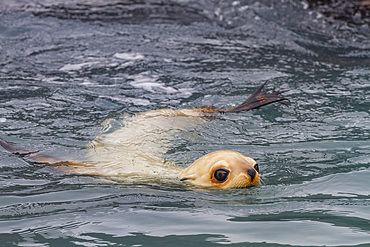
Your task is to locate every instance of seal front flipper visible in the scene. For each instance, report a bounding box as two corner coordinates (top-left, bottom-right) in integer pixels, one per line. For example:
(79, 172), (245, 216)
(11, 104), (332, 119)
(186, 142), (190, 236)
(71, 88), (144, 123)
(190, 82), (287, 116)
(223, 82), (288, 113)
(0, 138), (87, 168)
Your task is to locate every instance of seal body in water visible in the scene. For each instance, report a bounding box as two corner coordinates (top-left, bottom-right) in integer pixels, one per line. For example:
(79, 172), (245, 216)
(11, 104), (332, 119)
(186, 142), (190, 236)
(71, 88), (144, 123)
(0, 83), (286, 189)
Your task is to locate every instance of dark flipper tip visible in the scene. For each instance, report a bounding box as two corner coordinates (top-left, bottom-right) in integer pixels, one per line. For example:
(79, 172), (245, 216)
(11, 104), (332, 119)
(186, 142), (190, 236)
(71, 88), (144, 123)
(0, 138), (33, 156)
(225, 82), (288, 113)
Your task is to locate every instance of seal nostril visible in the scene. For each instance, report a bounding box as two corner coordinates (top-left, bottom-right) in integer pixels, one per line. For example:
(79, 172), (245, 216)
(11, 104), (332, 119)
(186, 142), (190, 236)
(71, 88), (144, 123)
(247, 168), (256, 181)
(254, 163), (259, 173)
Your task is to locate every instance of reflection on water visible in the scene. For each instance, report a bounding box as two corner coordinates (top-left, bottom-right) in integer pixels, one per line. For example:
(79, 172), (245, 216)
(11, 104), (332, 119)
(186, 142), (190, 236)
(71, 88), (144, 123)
(0, 0), (369, 246)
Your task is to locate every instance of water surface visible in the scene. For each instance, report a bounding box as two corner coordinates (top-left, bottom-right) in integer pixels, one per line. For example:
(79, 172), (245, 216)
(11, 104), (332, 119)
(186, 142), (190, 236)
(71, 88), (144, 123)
(0, 0), (369, 246)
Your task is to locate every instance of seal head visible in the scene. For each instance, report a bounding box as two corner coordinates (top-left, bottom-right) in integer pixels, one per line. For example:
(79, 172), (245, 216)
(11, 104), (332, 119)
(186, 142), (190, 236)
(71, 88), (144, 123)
(179, 150), (260, 189)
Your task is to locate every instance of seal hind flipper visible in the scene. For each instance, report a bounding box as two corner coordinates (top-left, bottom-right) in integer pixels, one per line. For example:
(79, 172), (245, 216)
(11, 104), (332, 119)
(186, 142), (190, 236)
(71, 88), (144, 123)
(0, 138), (87, 168)
(0, 138), (34, 157)
(223, 82), (288, 113)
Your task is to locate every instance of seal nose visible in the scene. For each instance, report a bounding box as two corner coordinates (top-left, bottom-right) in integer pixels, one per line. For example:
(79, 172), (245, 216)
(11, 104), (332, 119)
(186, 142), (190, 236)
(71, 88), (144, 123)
(247, 168), (256, 181)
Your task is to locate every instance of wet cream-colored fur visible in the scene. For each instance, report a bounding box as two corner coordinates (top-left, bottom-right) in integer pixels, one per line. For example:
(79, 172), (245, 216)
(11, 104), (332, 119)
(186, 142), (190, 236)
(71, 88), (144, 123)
(75, 108), (260, 188)
(1, 83), (285, 189)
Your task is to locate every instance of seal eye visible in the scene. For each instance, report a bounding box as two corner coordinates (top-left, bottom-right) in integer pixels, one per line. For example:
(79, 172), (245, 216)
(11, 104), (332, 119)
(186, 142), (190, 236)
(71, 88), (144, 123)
(254, 163), (259, 173)
(214, 168), (229, 182)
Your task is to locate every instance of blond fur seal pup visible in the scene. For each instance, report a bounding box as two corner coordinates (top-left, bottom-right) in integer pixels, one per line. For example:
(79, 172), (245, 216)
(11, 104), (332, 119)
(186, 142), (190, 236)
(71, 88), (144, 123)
(0, 83), (286, 189)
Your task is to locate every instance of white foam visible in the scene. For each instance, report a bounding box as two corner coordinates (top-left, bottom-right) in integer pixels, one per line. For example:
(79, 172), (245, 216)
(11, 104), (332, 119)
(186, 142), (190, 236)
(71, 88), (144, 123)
(59, 62), (98, 72)
(117, 61), (134, 69)
(123, 97), (152, 106)
(134, 82), (178, 93)
(114, 52), (144, 60)
(41, 77), (67, 85)
(177, 88), (194, 98)
(0, 118), (6, 123)
(100, 96), (151, 106)
(129, 74), (177, 93)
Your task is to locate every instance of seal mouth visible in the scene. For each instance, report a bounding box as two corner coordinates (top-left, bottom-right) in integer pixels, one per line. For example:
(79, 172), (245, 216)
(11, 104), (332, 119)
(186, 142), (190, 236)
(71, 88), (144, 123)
(231, 170), (261, 188)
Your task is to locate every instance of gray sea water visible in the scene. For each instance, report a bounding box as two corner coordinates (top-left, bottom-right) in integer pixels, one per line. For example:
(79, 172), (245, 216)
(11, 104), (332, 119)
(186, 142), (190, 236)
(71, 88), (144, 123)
(0, 0), (369, 246)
